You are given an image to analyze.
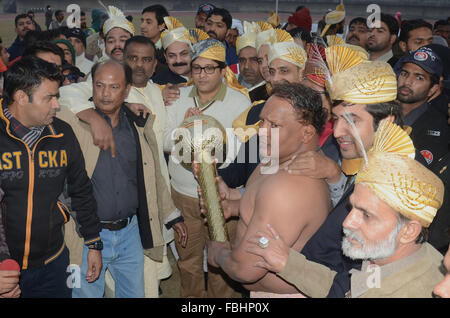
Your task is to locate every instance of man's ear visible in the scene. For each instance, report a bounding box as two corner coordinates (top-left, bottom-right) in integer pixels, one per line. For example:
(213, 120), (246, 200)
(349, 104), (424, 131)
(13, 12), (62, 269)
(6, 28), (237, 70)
(390, 34), (397, 46)
(385, 114), (395, 123)
(301, 124), (316, 144)
(158, 22), (166, 33)
(14, 90), (30, 105)
(428, 83), (440, 99)
(124, 84), (132, 99)
(398, 220), (422, 244)
(399, 40), (407, 53)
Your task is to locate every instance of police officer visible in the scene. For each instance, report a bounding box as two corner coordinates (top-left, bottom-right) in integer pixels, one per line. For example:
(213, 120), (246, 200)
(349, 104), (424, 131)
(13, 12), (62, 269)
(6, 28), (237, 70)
(396, 46), (449, 168)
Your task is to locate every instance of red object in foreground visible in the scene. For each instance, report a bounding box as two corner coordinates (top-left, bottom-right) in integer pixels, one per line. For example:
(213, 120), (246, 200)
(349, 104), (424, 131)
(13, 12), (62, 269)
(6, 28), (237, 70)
(0, 259), (20, 271)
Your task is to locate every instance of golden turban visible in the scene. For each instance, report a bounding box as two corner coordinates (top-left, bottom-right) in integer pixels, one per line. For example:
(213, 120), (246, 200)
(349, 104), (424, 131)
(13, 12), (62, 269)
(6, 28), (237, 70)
(191, 39), (249, 98)
(268, 41), (307, 69)
(327, 61), (397, 104)
(356, 120), (444, 228)
(161, 17), (209, 50)
(103, 6), (135, 36)
(236, 21), (257, 55)
(321, 2), (346, 37)
(267, 11), (280, 28)
(255, 21), (275, 51)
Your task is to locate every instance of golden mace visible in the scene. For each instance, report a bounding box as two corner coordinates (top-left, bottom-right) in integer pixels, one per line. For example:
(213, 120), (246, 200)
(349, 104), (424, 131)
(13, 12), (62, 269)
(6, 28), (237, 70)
(177, 115), (229, 242)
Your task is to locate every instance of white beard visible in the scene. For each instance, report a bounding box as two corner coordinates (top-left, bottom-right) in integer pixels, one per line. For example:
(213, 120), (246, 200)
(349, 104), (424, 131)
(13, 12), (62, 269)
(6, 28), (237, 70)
(341, 222), (402, 261)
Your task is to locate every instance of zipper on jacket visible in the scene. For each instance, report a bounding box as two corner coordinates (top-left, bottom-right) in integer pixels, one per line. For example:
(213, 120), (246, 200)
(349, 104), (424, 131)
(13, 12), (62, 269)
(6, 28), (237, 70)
(1, 113), (63, 269)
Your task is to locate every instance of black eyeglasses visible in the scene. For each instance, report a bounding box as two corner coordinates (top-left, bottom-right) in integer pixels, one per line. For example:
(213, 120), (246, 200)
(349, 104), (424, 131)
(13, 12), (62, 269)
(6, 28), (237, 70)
(192, 65), (220, 74)
(61, 73), (78, 83)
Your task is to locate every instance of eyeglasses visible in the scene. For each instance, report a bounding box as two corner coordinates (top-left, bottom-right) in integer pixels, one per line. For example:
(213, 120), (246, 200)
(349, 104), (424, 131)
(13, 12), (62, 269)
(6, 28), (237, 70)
(192, 65), (220, 74)
(61, 73), (78, 83)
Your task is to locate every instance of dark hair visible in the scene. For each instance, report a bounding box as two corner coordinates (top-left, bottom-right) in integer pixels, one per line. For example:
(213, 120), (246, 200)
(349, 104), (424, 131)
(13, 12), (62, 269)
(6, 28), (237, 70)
(380, 13), (400, 36)
(45, 28), (65, 41)
(22, 40), (65, 65)
(434, 19), (448, 29)
(142, 5), (169, 25)
(15, 13), (31, 27)
(332, 100), (404, 130)
(190, 58), (227, 70)
(23, 30), (42, 48)
(81, 11), (86, 17)
(2, 56), (62, 105)
(27, 10), (34, 15)
(124, 35), (156, 54)
(271, 83), (327, 134)
(288, 27), (312, 43)
(55, 10), (64, 17)
(349, 17), (368, 28)
(91, 60), (133, 86)
(207, 8), (233, 30)
(295, 6), (305, 12)
(399, 19), (432, 42)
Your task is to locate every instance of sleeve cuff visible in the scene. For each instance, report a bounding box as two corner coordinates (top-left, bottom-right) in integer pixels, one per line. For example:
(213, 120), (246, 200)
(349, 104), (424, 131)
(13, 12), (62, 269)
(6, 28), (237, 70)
(164, 209), (184, 229)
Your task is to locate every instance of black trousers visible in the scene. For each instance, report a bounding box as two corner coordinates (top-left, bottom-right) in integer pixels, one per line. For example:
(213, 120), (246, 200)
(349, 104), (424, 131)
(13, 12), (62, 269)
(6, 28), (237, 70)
(19, 247), (72, 298)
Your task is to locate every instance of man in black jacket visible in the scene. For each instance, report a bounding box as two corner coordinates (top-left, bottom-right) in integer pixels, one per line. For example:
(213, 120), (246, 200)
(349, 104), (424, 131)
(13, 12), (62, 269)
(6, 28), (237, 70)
(396, 46), (449, 168)
(0, 56), (102, 298)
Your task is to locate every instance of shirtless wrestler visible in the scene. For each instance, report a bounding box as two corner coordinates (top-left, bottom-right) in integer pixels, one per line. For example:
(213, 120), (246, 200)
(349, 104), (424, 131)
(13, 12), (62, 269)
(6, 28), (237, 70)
(206, 83), (331, 296)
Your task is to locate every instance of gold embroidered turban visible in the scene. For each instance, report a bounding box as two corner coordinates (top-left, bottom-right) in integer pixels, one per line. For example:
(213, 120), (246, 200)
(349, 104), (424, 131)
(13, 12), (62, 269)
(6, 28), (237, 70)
(161, 16), (209, 50)
(327, 61), (397, 104)
(103, 6), (135, 36)
(255, 21), (276, 51)
(321, 2), (346, 37)
(236, 21), (257, 55)
(268, 41), (307, 69)
(191, 39), (249, 98)
(356, 120), (444, 228)
(267, 11), (280, 28)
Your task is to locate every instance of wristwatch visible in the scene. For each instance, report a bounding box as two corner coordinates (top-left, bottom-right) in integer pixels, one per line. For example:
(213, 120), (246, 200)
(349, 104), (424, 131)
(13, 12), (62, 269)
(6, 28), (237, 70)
(87, 240), (103, 251)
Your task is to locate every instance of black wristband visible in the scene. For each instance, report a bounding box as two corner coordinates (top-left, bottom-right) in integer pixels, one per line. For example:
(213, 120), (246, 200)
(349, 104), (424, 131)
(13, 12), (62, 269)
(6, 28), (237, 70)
(165, 216), (185, 229)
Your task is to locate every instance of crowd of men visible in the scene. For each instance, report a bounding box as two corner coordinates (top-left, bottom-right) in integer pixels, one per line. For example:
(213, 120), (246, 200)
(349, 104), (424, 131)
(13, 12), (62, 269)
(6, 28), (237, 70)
(0, 2), (449, 299)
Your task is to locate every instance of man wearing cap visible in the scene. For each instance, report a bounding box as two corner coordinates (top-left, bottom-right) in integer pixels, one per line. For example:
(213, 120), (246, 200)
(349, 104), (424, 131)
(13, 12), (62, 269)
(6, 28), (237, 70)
(247, 120), (445, 298)
(152, 17), (209, 106)
(320, 3), (345, 39)
(396, 46), (449, 169)
(163, 38), (250, 297)
(239, 58), (405, 297)
(236, 22), (266, 102)
(286, 7), (312, 33)
(195, 3), (216, 31)
(66, 28), (94, 75)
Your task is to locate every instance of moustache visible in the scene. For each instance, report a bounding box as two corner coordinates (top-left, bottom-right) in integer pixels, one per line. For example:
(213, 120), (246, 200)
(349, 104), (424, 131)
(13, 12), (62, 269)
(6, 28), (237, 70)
(348, 35), (360, 42)
(112, 48), (123, 54)
(172, 62), (188, 67)
(133, 67), (146, 74)
(207, 31), (217, 38)
(398, 86), (413, 95)
(343, 228), (365, 245)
